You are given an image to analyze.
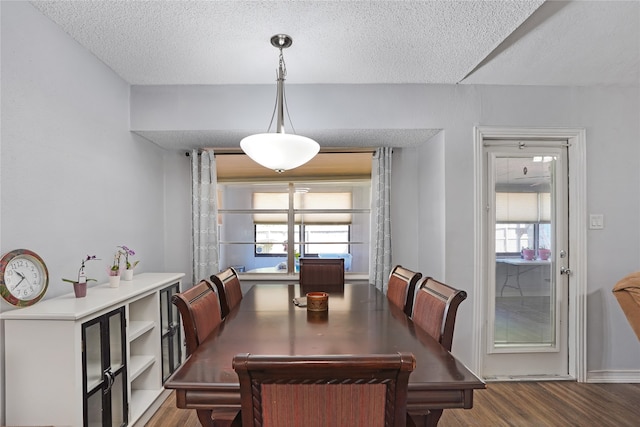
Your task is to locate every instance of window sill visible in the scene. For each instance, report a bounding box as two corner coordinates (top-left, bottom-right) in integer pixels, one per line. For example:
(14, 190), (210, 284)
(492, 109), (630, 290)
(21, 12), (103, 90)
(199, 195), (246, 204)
(238, 273), (370, 283)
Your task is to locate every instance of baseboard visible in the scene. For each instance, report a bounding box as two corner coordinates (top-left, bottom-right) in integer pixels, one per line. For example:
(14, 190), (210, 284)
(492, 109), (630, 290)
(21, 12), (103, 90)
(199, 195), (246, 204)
(587, 370), (640, 383)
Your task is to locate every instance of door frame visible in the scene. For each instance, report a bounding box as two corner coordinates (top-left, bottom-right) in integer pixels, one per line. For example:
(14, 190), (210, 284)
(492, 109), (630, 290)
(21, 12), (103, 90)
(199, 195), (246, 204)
(473, 126), (587, 382)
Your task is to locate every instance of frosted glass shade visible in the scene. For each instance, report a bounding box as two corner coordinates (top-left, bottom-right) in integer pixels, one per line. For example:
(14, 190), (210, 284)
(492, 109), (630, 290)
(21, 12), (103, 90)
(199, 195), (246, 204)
(240, 132), (320, 172)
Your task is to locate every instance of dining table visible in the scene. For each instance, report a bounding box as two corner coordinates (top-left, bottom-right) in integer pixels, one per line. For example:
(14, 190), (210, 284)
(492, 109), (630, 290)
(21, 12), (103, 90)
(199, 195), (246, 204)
(164, 283), (485, 427)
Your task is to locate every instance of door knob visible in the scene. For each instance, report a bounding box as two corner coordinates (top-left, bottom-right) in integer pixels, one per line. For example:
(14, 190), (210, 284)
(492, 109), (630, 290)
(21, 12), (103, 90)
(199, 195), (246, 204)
(560, 266), (572, 275)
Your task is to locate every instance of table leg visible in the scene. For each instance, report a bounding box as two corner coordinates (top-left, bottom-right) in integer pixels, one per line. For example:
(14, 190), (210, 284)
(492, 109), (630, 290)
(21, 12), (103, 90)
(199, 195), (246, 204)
(515, 265), (524, 296)
(500, 264), (524, 297)
(409, 409), (441, 427)
(426, 409), (443, 427)
(196, 409), (240, 427)
(197, 409), (214, 427)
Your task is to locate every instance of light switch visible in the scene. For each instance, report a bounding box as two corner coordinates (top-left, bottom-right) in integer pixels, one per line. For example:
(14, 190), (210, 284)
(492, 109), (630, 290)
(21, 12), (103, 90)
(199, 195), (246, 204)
(589, 214), (604, 229)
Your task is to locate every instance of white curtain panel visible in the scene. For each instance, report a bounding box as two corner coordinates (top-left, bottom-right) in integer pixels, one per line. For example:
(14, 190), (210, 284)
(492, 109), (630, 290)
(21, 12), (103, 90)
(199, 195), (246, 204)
(369, 147), (393, 293)
(191, 149), (219, 284)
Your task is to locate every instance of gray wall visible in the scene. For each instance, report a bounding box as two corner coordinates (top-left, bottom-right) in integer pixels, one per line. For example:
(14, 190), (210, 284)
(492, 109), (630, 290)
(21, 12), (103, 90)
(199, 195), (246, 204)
(2, 1), (639, 423)
(0, 3), (183, 423)
(132, 83), (640, 374)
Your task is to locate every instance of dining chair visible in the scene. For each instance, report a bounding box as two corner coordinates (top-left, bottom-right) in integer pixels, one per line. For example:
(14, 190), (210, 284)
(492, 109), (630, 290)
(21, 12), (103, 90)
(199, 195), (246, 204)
(410, 277), (467, 351)
(299, 257), (345, 293)
(232, 352), (416, 427)
(387, 265), (423, 317)
(171, 279), (222, 357)
(210, 267), (243, 318)
(172, 280), (239, 427)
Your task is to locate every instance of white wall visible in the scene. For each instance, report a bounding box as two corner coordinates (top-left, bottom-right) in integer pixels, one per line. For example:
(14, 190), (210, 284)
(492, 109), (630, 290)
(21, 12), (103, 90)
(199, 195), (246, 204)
(162, 151), (192, 283)
(416, 130), (446, 280)
(390, 147), (421, 272)
(0, 3), (182, 423)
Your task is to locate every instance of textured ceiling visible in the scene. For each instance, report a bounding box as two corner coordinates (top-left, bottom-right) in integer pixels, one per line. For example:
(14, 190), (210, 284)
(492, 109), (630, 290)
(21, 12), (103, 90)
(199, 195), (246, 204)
(31, 0), (549, 85)
(29, 0), (640, 150)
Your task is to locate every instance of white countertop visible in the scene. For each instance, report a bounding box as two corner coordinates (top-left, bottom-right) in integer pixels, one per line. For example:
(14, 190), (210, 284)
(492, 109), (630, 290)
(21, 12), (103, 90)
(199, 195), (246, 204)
(0, 272), (184, 321)
(496, 258), (551, 266)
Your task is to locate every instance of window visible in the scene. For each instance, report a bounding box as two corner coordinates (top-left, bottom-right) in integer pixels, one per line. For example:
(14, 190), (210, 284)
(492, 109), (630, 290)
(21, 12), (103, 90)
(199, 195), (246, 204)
(217, 181), (370, 274)
(495, 223), (550, 255)
(495, 191), (551, 256)
(255, 224), (349, 257)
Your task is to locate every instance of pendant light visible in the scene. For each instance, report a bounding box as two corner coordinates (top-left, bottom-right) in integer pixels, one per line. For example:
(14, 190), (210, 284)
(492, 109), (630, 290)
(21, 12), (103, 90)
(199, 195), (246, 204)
(240, 34), (319, 173)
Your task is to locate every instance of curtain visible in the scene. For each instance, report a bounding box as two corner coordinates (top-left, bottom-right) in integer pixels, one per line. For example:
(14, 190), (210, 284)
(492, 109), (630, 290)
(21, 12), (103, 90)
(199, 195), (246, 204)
(369, 147), (393, 293)
(191, 149), (219, 284)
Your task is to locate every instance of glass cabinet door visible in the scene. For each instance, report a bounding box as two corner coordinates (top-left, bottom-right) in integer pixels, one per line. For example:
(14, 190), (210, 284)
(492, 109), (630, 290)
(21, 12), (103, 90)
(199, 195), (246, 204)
(160, 283), (182, 381)
(83, 318), (104, 427)
(82, 307), (128, 427)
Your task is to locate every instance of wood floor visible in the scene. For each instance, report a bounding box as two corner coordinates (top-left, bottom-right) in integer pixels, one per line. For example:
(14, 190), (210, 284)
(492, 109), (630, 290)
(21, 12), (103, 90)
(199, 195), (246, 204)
(146, 381), (640, 426)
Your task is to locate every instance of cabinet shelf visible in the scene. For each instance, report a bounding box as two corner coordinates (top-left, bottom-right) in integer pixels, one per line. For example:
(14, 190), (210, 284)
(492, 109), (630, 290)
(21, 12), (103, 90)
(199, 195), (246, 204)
(130, 354), (155, 382)
(129, 320), (155, 341)
(131, 389), (165, 424)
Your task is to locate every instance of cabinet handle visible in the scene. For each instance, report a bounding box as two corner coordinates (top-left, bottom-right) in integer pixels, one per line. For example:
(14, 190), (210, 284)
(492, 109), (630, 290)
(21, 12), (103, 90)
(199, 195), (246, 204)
(103, 369), (114, 395)
(169, 322), (179, 335)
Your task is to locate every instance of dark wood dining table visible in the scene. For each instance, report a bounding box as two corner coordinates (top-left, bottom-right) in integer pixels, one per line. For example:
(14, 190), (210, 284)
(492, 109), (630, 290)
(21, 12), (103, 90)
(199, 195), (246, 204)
(164, 283), (485, 427)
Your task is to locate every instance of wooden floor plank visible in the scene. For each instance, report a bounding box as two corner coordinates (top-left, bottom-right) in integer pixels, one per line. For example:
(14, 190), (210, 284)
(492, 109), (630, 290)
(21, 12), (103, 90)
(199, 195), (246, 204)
(148, 382), (640, 426)
(439, 382), (640, 427)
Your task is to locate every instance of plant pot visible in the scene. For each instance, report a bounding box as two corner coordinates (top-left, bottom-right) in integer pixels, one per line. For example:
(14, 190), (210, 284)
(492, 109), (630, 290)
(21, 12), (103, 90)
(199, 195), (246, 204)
(522, 249), (536, 260)
(73, 282), (87, 298)
(122, 269), (134, 281)
(538, 249), (551, 260)
(108, 275), (121, 288)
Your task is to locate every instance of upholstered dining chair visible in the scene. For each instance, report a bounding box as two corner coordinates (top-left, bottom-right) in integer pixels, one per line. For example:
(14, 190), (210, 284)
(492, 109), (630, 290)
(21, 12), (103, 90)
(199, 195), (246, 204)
(232, 352), (416, 427)
(171, 279), (223, 357)
(210, 267), (243, 318)
(172, 280), (238, 427)
(299, 257), (345, 293)
(387, 265), (423, 317)
(410, 277), (467, 352)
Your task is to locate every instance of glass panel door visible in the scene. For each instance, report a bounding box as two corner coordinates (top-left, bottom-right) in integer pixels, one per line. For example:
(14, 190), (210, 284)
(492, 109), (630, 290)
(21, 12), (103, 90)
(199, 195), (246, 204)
(494, 155), (555, 346)
(108, 313), (124, 371)
(106, 308), (127, 427)
(83, 320), (103, 392)
(484, 142), (569, 378)
(161, 283), (182, 382)
(110, 372), (126, 427)
(83, 307), (127, 427)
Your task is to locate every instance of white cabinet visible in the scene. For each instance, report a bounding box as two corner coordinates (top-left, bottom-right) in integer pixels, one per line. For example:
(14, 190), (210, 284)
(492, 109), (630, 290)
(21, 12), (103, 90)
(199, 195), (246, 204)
(1, 272), (184, 427)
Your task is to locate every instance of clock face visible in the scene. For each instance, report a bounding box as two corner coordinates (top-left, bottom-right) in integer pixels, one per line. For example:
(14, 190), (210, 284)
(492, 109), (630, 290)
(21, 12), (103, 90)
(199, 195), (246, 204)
(0, 249), (49, 307)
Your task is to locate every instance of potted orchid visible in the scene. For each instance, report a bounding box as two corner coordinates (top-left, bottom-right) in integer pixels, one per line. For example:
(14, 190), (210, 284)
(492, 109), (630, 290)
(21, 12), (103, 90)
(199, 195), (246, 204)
(62, 255), (99, 298)
(108, 249), (122, 288)
(118, 245), (139, 281)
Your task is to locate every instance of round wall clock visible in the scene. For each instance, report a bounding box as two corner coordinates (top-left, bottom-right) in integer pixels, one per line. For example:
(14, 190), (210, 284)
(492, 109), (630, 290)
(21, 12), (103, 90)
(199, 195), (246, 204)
(0, 249), (49, 307)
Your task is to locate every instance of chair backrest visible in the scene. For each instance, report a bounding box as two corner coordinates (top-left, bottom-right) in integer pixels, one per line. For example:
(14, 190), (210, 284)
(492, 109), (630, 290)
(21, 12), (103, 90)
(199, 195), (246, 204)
(210, 267), (243, 318)
(411, 277), (467, 351)
(386, 265), (422, 317)
(299, 257), (345, 292)
(171, 279), (222, 356)
(232, 352), (415, 427)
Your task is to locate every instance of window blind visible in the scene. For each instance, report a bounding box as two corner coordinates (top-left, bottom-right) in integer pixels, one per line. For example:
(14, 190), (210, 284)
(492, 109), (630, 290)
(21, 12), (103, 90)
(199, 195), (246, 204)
(496, 192), (550, 223)
(253, 192), (353, 224)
